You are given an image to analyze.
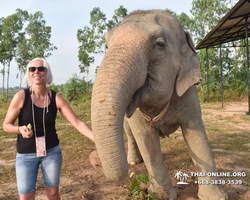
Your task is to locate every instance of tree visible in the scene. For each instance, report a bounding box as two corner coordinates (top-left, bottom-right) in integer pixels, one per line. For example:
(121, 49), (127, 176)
(77, 26), (95, 82)
(191, 0), (232, 44)
(14, 11), (57, 88)
(165, 8), (178, 19)
(25, 11), (57, 58)
(164, 9), (195, 39)
(1, 9), (28, 101)
(1, 10), (57, 98)
(174, 171), (183, 181)
(178, 12), (195, 37)
(62, 74), (89, 101)
(14, 10), (29, 90)
(190, 0), (238, 101)
(15, 36), (30, 90)
(77, 6), (127, 83)
(106, 6), (127, 31)
(77, 7), (107, 85)
(0, 17), (7, 99)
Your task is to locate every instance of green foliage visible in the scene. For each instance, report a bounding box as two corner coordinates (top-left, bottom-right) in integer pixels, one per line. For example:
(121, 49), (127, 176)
(77, 6), (127, 77)
(0, 94), (4, 101)
(48, 84), (64, 96)
(62, 74), (89, 101)
(26, 11), (57, 58)
(0, 9), (57, 101)
(106, 5), (128, 31)
(1, 9), (29, 101)
(190, 0), (248, 102)
(129, 172), (158, 200)
(48, 83), (60, 93)
(179, 12), (195, 35)
(77, 26), (95, 74)
(198, 87), (248, 102)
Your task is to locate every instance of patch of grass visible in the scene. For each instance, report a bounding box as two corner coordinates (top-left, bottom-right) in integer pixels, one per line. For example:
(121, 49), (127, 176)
(210, 131), (250, 151)
(0, 165), (16, 183)
(224, 135), (250, 151)
(215, 115), (223, 120)
(200, 102), (223, 110)
(0, 135), (16, 183)
(240, 114), (250, 121)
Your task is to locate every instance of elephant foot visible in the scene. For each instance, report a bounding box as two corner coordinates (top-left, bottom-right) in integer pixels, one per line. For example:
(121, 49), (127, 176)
(148, 187), (177, 200)
(127, 153), (143, 165)
(89, 150), (102, 169)
(198, 185), (228, 200)
(128, 159), (143, 165)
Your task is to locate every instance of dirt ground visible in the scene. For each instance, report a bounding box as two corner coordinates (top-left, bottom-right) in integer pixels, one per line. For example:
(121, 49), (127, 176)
(0, 101), (249, 200)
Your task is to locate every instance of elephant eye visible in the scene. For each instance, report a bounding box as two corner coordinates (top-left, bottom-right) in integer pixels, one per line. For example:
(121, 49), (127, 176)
(153, 38), (165, 50)
(156, 42), (165, 49)
(154, 38), (165, 48)
(156, 41), (165, 47)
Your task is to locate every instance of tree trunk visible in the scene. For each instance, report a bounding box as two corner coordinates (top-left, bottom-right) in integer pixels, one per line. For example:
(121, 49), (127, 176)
(1, 62), (5, 99)
(6, 59), (10, 102)
(19, 70), (22, 91)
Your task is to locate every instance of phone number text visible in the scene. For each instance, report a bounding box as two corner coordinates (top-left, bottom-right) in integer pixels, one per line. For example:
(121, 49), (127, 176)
(194, 180), (243, 185)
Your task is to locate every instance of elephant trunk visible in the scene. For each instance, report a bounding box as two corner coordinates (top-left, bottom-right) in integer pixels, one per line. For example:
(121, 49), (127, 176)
(91, 34), (149, 180)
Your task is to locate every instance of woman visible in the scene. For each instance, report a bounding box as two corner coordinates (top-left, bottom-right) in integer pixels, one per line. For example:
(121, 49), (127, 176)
(3, 58), (94, 200)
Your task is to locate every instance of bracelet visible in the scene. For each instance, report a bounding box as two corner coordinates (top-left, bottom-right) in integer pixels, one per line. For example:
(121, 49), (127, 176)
(17, 126), (20, 134)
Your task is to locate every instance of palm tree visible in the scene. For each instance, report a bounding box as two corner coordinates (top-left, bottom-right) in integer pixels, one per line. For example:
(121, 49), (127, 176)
(182, 173), (190, 182)
(174, 170), (183, 181)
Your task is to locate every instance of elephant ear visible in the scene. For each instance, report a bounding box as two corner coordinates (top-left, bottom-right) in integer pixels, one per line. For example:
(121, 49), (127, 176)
(176, 31), (201, 97)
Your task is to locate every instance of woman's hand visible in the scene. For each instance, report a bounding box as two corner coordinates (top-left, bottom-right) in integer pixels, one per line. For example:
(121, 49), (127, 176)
(19, 125), (33, 138)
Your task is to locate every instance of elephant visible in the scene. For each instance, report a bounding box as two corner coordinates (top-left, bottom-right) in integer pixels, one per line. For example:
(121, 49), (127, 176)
(91, 10), (228, 200)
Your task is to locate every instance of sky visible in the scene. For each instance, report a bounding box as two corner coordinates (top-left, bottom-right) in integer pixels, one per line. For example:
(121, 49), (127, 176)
(0, 0), (193, 87)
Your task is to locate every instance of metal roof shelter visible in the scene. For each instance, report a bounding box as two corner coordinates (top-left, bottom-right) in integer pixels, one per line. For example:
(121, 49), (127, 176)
(196, 0), (250, 115)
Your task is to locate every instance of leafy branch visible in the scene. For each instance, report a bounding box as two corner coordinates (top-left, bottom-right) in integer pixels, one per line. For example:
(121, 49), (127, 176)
(129, 172), (158, 200)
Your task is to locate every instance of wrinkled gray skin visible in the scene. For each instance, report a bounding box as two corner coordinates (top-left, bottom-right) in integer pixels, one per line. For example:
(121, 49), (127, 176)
(91, 10), (228, 200)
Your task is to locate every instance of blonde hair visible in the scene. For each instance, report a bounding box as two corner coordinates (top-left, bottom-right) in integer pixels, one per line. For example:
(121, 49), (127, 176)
(25, 58), (53, 86)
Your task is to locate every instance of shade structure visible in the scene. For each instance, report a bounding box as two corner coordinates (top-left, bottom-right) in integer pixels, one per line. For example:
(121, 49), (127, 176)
(196, 0), (250, 49)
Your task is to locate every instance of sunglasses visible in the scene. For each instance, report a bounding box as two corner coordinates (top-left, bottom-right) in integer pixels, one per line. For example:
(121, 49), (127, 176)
(28, 66), (46, 72)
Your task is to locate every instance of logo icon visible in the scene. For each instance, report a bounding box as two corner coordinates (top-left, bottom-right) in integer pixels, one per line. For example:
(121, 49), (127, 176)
(174, 170), (189, 185)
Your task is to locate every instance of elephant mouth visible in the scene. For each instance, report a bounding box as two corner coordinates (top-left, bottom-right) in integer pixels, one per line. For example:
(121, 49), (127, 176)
(126, 100), (136, 118)
(125, 79), (148, 118)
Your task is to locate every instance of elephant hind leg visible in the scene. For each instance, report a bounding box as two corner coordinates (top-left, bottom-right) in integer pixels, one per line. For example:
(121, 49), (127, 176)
(124, 118), (142, 165)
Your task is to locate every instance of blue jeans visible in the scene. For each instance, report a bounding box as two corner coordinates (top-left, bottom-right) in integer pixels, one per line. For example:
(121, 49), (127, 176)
(15, 145), (62, 195)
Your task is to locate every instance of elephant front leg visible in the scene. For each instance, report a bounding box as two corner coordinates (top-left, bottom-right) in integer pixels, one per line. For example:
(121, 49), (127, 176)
(132, 126), (177, 200)
(181, 120), (228, 200)
(124, 118), (142, 165)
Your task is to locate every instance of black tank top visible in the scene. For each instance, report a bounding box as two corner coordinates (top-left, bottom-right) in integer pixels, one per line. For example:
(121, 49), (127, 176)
(17, 88), (59, 153)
